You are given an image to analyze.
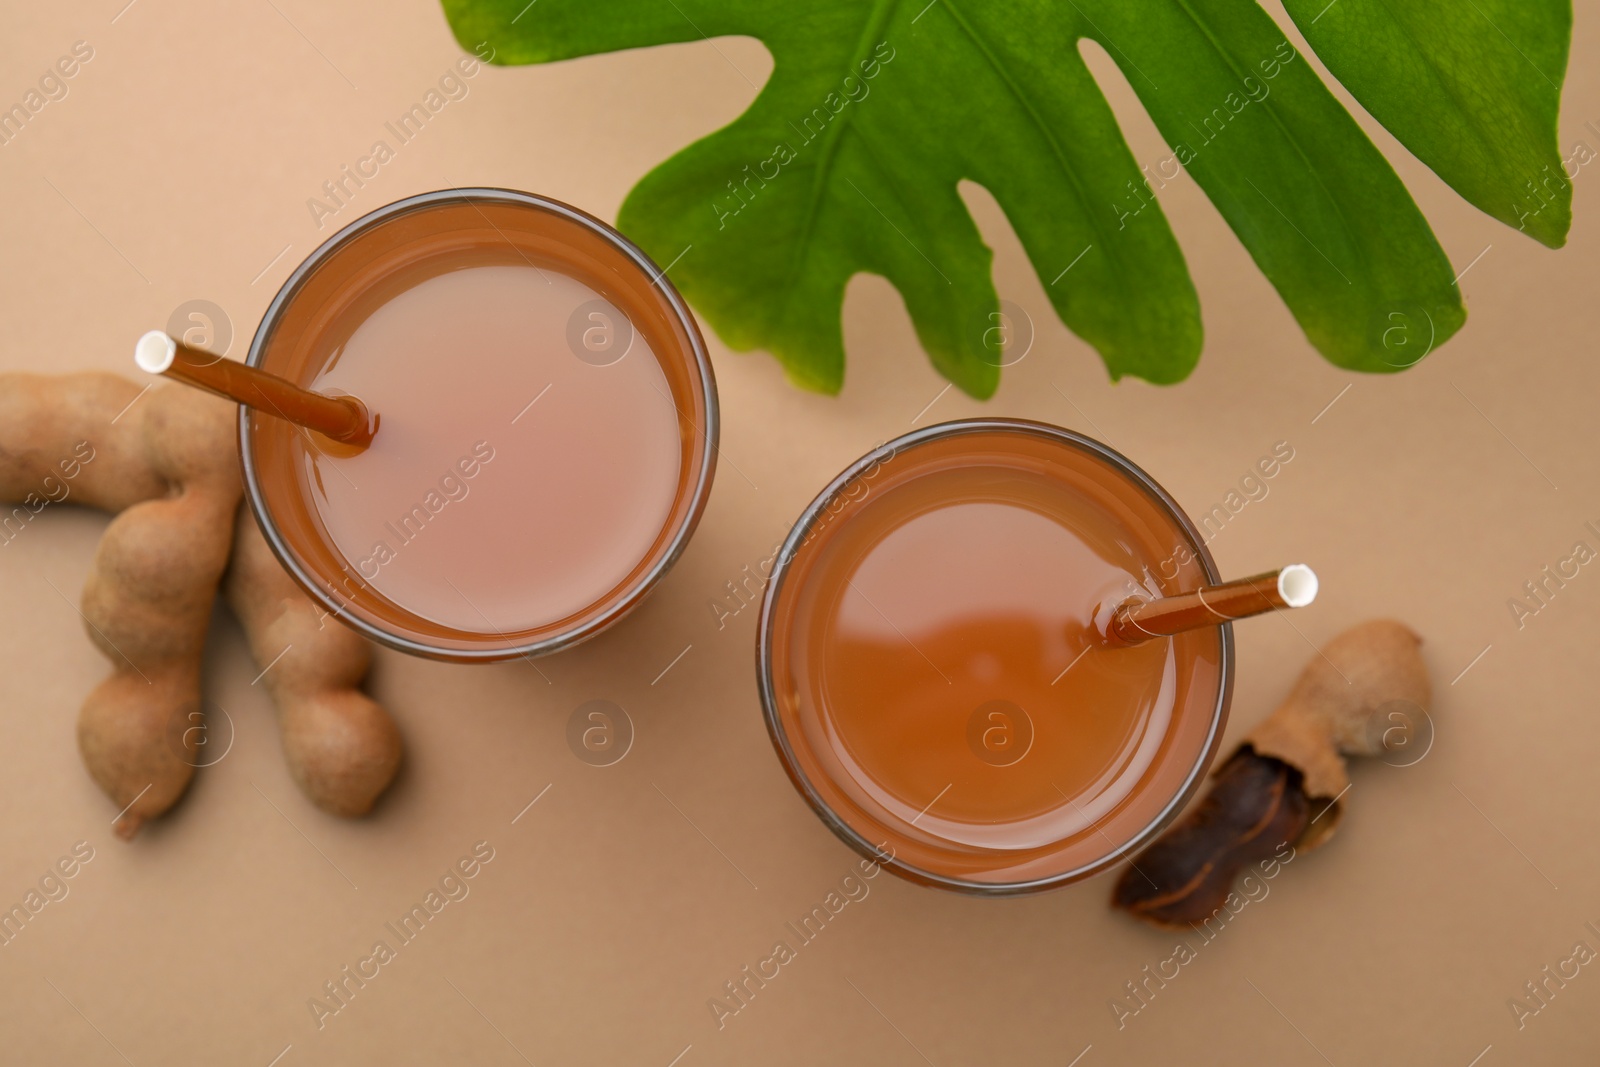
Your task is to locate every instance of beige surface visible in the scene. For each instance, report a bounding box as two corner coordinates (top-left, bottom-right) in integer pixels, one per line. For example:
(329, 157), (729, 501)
(1, 2), (1597, 1064)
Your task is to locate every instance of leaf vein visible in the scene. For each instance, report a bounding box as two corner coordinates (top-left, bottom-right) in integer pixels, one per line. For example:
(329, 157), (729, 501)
(938, 0), (1125, 283)
(1167, 0), (1369, 285)
(777, 0), (902, 331)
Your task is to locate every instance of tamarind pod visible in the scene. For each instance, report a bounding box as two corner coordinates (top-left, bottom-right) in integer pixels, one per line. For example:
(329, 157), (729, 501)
(76, 385), (240, 838)
(1112, 620), (1433, 926)
(1111, 749), (1309, 929)
(78, 670), (199, 840)
(1247, 619), (1429, 802)
(0, 372), (166, 513)
(78, 492), (229, 837)
(225, 506), (402, 817)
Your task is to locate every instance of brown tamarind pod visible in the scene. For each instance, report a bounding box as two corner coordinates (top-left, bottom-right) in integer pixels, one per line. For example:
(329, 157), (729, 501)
(77, 385), (240, 838)
(78, 672), (198, 840)
(0, 372), (167, 513)
(1112, 620), (1431, 928)
(225, 506), (402, 817)
(3, 371), (401, 832)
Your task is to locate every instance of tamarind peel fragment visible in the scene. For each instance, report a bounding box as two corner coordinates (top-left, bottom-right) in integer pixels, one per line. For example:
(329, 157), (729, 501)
(0, 372), (404, 837)
(1112, 619), (1430, 927)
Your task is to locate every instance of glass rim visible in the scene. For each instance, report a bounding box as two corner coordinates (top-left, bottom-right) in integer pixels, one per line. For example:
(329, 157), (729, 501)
(755, 417), (1235, 895)
(239, 187), (719, 662)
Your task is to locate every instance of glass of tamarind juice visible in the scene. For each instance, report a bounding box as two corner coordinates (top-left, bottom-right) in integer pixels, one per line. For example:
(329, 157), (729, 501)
(758, 420), (1232, 893)
(240, 189), (717, 661)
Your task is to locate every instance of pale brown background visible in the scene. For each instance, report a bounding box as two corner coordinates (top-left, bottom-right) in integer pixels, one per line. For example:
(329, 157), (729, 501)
(1, 1), (1596, 1064)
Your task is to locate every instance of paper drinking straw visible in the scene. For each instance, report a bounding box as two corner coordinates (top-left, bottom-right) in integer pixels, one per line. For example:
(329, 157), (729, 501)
(1107, 565), (1318, 647)
(134, 330), (375, 448)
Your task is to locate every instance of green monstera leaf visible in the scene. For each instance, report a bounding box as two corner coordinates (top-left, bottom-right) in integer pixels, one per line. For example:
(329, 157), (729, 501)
(443, 0), (1571, 396)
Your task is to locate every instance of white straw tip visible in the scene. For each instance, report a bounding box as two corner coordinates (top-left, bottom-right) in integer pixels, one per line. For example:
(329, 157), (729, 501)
(1277, 564), (1319, 608)
(134, 330), (176, 374)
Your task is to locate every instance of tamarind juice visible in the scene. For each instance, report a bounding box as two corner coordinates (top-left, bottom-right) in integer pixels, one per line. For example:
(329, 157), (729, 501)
(760, 422), (1230, 892)
(243, 191), (717, 660)
(302, 265), (679, 634)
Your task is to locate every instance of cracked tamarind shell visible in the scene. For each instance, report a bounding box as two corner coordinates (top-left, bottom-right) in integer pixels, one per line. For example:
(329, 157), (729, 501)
(1112, 619), (1430, 927)
(1112, 748), (1308, 929)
